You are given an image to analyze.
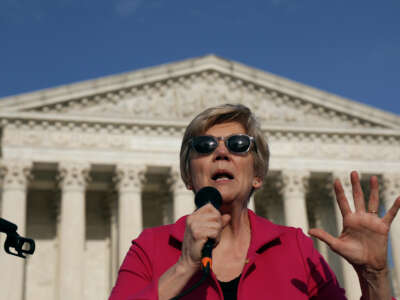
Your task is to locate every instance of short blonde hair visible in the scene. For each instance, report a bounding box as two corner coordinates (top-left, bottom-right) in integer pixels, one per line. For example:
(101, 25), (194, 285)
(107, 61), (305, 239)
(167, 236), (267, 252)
(179, 104), (270, 188)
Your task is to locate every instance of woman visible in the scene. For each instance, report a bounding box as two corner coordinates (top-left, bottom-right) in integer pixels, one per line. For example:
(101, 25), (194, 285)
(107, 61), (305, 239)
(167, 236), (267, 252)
(109, 104), (399, 299)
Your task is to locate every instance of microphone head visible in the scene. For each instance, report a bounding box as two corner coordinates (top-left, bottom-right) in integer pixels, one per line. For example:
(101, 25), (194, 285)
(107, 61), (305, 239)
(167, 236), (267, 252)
(195, 186), (222, 210)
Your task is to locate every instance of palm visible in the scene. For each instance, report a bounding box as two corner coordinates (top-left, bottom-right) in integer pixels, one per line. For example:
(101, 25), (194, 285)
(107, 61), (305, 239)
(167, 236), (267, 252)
(309, 171), (400, 271)
(334, 212), (389, 269)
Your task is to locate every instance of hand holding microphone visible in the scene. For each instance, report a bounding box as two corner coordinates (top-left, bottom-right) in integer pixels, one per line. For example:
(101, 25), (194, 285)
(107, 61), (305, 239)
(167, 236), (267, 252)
(180, 187), (231, 274)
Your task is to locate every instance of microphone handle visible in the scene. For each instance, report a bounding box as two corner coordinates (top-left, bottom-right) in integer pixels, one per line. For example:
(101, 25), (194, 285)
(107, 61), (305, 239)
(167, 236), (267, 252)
(201, 238), (215, 272)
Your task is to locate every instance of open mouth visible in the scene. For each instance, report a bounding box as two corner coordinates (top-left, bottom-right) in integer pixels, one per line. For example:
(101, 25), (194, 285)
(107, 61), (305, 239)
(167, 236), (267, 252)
(212, 171), (234, 181)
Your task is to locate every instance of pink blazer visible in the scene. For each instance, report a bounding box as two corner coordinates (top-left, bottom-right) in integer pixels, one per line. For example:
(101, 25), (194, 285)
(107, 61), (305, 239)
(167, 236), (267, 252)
(109, 210), (392, 299)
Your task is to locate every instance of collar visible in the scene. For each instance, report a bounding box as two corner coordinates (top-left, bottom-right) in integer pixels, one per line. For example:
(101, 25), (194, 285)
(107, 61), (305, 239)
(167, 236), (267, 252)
(170, 209), (283, 253)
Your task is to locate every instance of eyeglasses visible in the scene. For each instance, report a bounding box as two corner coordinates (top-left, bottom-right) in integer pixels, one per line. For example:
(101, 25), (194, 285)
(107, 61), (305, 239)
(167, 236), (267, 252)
(190, 134), (256, 154)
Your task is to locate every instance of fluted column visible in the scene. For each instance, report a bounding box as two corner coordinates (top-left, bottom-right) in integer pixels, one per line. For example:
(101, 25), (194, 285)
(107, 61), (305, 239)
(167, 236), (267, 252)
(332, 171), (360, 300)
(314, 209), (329, 262)
(107, 193), (119, 287)
(281, 170), (310, 232)
(0, 160), (32, 300)
(57, 162), (90, 300)
(383, 173), (400, 294)
(314, 175), (340, 267)
(170, 167), (195, 221)
(114, 164), (146, 265)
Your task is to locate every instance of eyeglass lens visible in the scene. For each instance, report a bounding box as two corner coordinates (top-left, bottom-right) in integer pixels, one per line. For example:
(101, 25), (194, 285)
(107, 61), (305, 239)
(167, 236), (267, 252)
(192, 135), (251, 154)
(194, 136), (218, 153)
(227, 136), (250, 152)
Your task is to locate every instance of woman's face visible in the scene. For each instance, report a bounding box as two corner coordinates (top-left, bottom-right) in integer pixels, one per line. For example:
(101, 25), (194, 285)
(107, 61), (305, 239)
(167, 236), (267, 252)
(189, 121), (262, 206)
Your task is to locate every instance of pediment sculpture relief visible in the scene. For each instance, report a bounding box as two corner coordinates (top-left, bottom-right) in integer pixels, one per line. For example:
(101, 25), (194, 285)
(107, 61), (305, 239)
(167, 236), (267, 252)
(28, 72), (383, 129)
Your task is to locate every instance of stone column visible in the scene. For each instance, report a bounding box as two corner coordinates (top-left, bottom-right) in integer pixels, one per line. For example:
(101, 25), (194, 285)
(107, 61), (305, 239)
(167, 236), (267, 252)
(0, 160), (32, 300)
(383, 173), (400, 294)
(332, 171), (360, 300)
(114, 164), (146, 266)
(314, 212), (330, 261)
(107, 193), (119, 287)
(170, 167), (195, 221)
(57, 162), (90, 300)
(281, 170), (310, 233)
(313, 175), (341, 269)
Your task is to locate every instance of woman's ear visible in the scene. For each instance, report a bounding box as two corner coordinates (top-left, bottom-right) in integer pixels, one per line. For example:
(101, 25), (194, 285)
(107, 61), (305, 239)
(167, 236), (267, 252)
(186, 176), (193, 190)
(252, 177), (262, 189)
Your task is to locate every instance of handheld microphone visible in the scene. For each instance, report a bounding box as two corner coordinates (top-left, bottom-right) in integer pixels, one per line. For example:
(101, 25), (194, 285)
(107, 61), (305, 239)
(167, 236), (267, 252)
(194, 186), (222, 272)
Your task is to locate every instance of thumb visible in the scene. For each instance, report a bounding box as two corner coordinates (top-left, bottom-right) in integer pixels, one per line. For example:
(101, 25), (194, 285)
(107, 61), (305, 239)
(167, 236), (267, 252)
(308, 228), (337, 249)
(221, 214), (231, 228)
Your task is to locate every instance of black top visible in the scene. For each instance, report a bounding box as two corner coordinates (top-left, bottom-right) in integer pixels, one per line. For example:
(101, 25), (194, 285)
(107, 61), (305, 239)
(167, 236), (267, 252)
(218, 275), (241, 300)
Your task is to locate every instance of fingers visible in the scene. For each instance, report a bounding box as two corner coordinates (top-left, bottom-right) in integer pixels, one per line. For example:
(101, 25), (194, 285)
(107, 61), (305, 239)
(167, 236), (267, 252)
(183, 204), (225, 265)
(191, 204), (223, 240)
(367, 175), (380, 214)
(308, 228), (338, 250)
(351, 171), (366, 212)
(382, 196), (400, 225)
(334, 179), (352, 217)
(221, 214), (231, 228)
(186, 203), (225, 244)
(335, 172), (380, 215)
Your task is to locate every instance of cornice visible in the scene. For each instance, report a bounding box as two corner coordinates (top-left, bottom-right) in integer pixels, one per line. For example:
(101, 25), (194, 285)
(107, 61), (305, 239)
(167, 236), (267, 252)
(0, 55), (399, 129)
(1, 112), (399, 146)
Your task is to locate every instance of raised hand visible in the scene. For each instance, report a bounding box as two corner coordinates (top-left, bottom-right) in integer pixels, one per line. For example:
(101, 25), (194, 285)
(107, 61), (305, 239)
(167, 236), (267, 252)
(309, 171), (400, 272)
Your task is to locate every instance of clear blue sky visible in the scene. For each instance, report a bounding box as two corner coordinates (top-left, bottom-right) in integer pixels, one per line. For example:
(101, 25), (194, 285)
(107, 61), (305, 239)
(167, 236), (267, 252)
(1, 0), (399, 116)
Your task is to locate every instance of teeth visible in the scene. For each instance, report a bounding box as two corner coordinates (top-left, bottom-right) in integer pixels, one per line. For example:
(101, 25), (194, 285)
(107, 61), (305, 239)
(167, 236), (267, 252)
(216, 176), (230, 181)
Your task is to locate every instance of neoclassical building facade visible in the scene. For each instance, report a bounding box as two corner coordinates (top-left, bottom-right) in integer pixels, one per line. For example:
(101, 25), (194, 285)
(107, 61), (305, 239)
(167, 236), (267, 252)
(0, 55), (399, 300)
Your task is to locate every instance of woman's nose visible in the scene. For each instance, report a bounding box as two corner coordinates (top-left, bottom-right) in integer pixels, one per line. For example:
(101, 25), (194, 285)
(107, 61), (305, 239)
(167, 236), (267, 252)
(213, 141), (230, 160)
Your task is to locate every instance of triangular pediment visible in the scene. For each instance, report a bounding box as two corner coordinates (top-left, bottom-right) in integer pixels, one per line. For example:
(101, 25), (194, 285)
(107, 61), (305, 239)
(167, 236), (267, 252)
(1, 55), (399, 130)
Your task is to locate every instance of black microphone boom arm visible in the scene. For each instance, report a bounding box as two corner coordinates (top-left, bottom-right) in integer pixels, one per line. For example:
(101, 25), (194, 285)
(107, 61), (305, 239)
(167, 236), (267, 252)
(0, 218), (35, 258)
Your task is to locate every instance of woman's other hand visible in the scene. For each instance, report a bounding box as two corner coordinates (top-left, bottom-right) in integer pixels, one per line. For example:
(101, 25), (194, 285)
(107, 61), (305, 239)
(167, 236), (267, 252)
(309, 171), (400, 270)
(309, 171), (400, 299)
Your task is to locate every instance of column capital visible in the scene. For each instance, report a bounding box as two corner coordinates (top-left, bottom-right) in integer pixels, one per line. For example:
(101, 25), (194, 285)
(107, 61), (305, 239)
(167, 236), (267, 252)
(57, 162), (88, 300)
(0, 159), (32, 190)
(168, 166), (188, 194)
(58, 162), (90, 191)
(114, 164), (146, 192)
(169, 165), (195, 221)
(382, 173), (400, 200)
(280, 169), (310, 196)
(332, 171), (352, 189)
(280, 169), (310, 231)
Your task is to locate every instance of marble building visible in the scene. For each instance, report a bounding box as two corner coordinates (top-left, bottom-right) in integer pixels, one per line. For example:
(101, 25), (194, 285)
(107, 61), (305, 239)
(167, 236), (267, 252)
(0, 55), (399, 300)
